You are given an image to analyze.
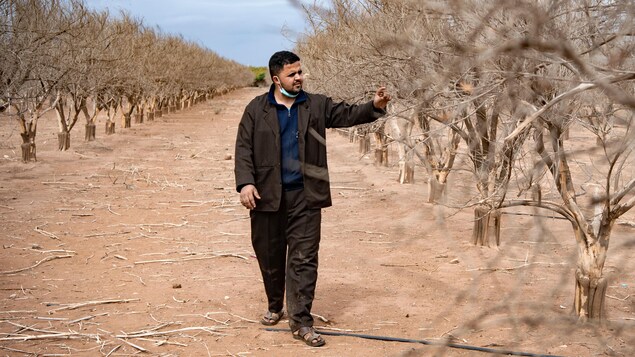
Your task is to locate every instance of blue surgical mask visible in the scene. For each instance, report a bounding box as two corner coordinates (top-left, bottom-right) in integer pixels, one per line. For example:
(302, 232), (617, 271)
(279, 84), (299, 98)
(275, 76), (299, 98)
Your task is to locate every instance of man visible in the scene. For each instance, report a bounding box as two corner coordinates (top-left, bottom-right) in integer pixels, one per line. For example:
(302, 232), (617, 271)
(234, 51), (390, 347)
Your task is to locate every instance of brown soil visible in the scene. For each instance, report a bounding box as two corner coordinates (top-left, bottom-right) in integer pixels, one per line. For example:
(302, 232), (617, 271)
(0, 88), (633, 356)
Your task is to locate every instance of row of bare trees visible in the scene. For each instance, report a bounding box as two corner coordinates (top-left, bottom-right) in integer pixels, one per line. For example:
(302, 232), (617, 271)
(297, 0), (635, 321)
(1, 0), (253, 160)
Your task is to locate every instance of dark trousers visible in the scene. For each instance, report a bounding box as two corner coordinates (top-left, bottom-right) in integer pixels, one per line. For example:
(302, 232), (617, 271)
(250, 188), (322, 330)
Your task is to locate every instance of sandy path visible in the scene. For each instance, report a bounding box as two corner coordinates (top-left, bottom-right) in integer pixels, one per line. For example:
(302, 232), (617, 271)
(0, 87), (633, 356)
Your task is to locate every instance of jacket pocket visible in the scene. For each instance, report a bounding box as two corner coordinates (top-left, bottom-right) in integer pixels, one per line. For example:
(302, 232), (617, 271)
(303, 163), (329, 182)
(254, 165), (281, 211)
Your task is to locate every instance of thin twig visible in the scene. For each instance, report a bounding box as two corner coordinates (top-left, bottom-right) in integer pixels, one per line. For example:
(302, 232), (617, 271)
(104, 344), (121, 357)
(134, 253), (248, 265)
(137, 337), (188, 346)
(125, 272), (147, 286)
(311, 313), (330, 323)
(48, 298), (140, 313)
(0, 310), (37, 314)
(0, 332), (100, 341)
(349, 230), (388, 235)
(0, 345), (32, 354)
(117, 337), (148, 352)
(67, 312), (109, 324)
(190, 149), (207, 158)
(84, 231), (130, 238)
(126, 322), (178, 335)
(466, 262), (567, 272)
(0, 255), (73, 275)
(34, 226), (59, 240)
(107, 205), (121, 216)
(202, 312), (258, 324)
(607, 294), (630, 301)
(218, 231), (246, 236)
(116, 326), (230, 338)
(34, 316), (68, 321)
(29, 248), (76, 255)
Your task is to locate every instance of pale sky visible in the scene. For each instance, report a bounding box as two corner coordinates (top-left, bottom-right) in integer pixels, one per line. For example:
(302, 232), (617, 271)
(83, 0), (316, 67)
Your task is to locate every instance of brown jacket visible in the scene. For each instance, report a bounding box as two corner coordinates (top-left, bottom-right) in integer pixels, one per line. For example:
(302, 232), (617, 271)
(234, 90), (385, 211)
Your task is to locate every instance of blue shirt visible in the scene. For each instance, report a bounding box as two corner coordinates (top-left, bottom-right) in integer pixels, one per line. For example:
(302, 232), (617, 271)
(268, 86), (307, 191)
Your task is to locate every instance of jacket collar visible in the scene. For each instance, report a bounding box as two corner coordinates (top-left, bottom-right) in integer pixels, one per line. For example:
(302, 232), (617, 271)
(261, 85), (311, 148)
(267, 84), (307, 107)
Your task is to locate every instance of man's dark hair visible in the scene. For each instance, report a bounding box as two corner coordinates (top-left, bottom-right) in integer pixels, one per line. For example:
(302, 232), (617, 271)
(268, 51), (301, 79)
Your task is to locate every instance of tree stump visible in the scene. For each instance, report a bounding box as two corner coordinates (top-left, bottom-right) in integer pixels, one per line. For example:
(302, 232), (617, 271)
(398, 161), (414, 184)
(123, 114), (131, 128)
(373, 132), (388, 167)
(374, 148), (388, 166)
(358, 134), (370, 154)
(472, 206), (501, 246)
(428, 177), (446, 203)
(58, 132), (70, 151)
(105, 121), (116, 135)
(85, 123), (96, 141)
(21, 142), (36, 162)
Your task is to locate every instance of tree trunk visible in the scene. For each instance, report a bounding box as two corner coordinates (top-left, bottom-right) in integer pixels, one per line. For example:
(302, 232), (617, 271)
(472, 206), (501, 247)
(375, 148), (388, 166)
(373, 132), (388, 166)
(156, 109), (162, 118)
(396, 143), (414, 184)
(398, 160), (414, 184)
(105, 121), (115, 135)
(358, 134), (370, 154)
(58, 131), (70, 151)
(574, 269), (607, 321)
(134, 113), (143, 124)
(148, 111), (155, 121)
(427, 173), (447, 203)
(573, 234), (609, 320)
(19, 130), (37, 162)
(85, 124), (96, 141)
(123, 113), (131, 128)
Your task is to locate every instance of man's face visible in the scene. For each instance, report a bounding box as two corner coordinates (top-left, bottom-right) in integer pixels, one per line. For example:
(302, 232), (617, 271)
(274, 61), (303, 95)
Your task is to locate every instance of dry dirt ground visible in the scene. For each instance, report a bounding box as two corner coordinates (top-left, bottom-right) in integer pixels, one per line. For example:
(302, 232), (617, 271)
(0, 87), (634, 357)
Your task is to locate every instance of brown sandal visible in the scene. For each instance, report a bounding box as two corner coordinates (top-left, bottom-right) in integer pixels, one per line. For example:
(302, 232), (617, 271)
(293, 326), (326, 347)
(260, 310), (284, 326)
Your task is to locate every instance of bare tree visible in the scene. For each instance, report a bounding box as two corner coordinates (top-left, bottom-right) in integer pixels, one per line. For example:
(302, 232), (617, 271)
(468, 0), (635, 320)
(297, 0), (635, 321)
(1, 0), (71, 161)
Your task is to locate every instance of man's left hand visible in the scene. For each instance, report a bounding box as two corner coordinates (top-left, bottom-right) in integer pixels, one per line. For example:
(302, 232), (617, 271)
(373, 86), (391, 110)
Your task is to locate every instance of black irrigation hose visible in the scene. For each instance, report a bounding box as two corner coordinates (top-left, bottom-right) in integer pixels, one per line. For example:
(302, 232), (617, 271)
(264, 327), (565, 357)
